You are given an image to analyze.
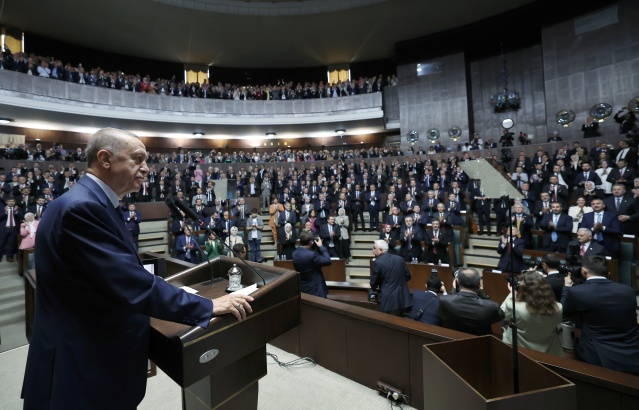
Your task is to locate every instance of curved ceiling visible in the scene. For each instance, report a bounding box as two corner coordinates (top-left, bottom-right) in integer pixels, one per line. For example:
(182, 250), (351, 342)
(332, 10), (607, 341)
(2, 0), (533, 68)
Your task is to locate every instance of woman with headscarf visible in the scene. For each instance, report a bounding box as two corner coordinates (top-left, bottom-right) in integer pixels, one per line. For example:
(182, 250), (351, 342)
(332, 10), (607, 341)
(225, 226), (244, 257)
(278, 222), (298, 260)
(336, 208), (351, 263)
(20, 212), (39, 250)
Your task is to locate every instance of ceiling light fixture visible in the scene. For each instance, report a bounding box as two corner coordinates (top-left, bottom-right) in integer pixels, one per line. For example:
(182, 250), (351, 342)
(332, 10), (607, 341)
(335, 129), (346, 135)
(265, 132), (276, 137)
(193, 132), (205, 137)
(0, 118), (15, 124)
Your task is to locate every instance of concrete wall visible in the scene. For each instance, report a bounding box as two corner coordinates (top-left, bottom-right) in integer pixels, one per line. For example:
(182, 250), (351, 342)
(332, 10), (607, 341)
(397, 53), (469, 152)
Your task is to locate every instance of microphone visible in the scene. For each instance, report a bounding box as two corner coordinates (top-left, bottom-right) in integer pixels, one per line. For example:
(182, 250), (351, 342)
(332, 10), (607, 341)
(171, 196), (267, 287)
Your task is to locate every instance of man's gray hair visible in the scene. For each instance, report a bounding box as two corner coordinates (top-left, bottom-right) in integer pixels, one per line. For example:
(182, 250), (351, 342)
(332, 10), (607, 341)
(457, 267), (481, 290)
(86, 128), (138, 166)
(373, 239), (388, 252)
(577, 228), (592, 237)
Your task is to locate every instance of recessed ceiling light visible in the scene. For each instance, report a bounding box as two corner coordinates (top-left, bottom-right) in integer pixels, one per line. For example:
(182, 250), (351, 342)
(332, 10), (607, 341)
(0, 118), (15, 124)
(193, 132), (205, 137)
(265, 132), (276, 137)
(335, 129), (346, 135)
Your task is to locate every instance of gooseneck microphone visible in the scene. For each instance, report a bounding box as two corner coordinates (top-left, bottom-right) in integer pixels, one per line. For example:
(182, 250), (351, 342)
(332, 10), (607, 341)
(169, 196), (267, 287)
(165, 196), (214, 282)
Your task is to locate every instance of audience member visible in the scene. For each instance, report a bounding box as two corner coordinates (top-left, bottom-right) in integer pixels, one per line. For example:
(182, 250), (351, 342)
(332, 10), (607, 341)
(292, 231), (331, 297)
(409, 272), (446, 325)
(370, 239), (412, 316)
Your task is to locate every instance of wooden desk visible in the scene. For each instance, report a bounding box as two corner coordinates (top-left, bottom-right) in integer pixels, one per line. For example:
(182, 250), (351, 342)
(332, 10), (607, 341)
(274, 258), (346, 282)
(368, 259), (454, 292)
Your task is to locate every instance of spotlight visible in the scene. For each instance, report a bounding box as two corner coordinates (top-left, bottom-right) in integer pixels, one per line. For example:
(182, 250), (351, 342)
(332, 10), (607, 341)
(193, 132), (205, 137)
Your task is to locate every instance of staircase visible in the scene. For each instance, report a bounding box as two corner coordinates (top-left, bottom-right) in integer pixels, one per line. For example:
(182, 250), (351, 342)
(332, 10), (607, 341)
(0, 260), (27, 353)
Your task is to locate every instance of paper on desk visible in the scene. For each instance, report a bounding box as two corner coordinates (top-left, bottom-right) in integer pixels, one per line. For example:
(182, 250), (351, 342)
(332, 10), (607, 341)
(181, 286), (198, 294)
(231, 283), (259, 296)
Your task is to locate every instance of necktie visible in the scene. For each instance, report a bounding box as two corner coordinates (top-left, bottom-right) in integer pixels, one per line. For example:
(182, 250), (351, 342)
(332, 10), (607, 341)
(8, 208), (14, 227)
(36, 206), (41, 219)
(433, 231), (438, 254)
(595, 213), (603, 241)
(580, 244), (586, 256)
(516, 215), (521, 237)
(616, 198), (621, 211)
(551, 215), (558, 242)
(407, 229), (412, 251)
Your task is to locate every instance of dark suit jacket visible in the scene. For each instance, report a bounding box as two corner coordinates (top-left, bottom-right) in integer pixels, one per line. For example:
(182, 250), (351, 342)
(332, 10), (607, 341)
(562, 278), (639, 374)
(565, 240), (608, 259)
(606, 167), (636, 188)
(424, 229), (451, 263)
(409, 291), (441, 325)
(438, 291), (504, 336)
(579, 211), (621, 254)
(292, 246), (332, 297)
(22, 176), (212, 409)
(544, 272), (566, 302)
(370, 252), (412, 313)
(174, 234), (199, 263)
(496, 237), (526, 273)
(539, 212), (573, 250)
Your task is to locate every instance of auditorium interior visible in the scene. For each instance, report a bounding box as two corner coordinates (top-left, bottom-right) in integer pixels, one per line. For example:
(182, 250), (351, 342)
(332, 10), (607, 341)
(0, 0), (638, 409)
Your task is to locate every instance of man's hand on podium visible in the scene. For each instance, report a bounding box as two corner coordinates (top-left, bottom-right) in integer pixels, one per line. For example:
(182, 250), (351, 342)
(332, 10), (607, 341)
(213, 294), (254, 321)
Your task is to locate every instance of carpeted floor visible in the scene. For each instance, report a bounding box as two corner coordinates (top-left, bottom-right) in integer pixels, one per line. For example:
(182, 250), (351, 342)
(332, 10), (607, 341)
(0, 344), (415, 410)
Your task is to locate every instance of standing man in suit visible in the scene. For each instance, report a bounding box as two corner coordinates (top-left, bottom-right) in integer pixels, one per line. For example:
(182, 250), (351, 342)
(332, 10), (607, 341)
(349, 184), (365, 231)
(424, 220), (451, 265)
(540, 253), (565, 302)
(366, 184), (381, 231)
(292, 231), (332, 298)
(539, 202), (573, 253)
(231, 197), (250, 228)
(124, 202), (141, 250)
(246, 208), (263, 263)
(438, 267), (504, 336)
(370, 239), (412, 316)
(22, 128), (253, 410)
(400, 216), (423, 262)
(0, 197), (21, 262)
(562, 255), (639, 375)
(606, 159), (636, 189)
(497, 225), (526, 273)
(604, 183), (639, 235)
(175, 224), (199, 263)
(472, 180), (491, 235)
(319, 215), (341, 258)
(579, 199), (622, 257)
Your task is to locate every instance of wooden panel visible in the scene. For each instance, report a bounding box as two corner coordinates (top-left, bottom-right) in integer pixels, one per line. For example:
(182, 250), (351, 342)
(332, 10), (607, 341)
(274, 258), (346, 282)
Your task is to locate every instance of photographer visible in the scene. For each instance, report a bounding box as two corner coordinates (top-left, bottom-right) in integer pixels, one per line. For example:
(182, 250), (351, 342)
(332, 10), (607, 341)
(409, 272), (446, 325)
(540, 253), (565, 302)
(561, 255), (639, 375)
(292, 230), (332, 298)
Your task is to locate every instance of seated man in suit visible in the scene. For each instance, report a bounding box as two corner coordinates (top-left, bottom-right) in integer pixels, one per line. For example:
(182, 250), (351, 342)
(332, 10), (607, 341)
(370, 239), (412, 316)
(562, 255), (639, 375)
(438, 267), (505, 336)
(566, 228), (607, 259)
(175, 224), (199, 263)
(424, 220), (451, 265)
(603, 183), (639, 235)
(399, 216), (423, 262)
(319, 215), (341, 258)
(496, 225), (526, 273)
(410, 272), (445, 325)
(539, 201), (573, 253)
(579, 199), (621, 257)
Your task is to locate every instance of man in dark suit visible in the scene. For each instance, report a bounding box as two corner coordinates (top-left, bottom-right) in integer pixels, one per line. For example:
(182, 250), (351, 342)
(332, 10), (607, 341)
(22, 129), (253, 410)
(366, 184), (381, 231)
(579, 199), (622, 257)
(572, 162), (602, 195)
(540, 253), (565, 302)
(424, 220), (451, 264)
(562, 255), (639, 375)
(123, 203), (141, 250)
(399, 216), (423, 262)
(174, 224), (199, 263)
(471, 181), (491, 235)
(409, 273), (444, 325)
(292, 231), (332, 298)
(606, 159), (636, 189)
(612, 140), (638, 168)
(370, 239), (412, 316)
(319, 215), (341, 258)
(27, 196), (47, 221)
(603, 183), (639, 235)
(566, 228), (608, 259)
(438, 267), (504, 336)
(542, 175), (569, 207)
(539, 202), (573, 253)
(349, 184), (365, 231)
(215, 210), (237, 241)
(497, 225), (526, 273)
(0, 197), (21, 262)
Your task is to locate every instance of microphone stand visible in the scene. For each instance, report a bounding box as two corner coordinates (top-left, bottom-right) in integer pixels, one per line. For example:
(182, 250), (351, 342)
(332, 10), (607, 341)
(171, 197), (267, 287)
(165, 197), (215, 285)
(501, 194), (519, 394)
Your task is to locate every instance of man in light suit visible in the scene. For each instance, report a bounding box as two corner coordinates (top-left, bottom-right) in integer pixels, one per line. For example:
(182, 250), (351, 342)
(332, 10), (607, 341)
(292, 230), (332, 298)
(539, 202), (573, 253)
(562, 255), (639, 375)
(370, 239), (412, 316)
(579, 198), (622, 257)
(22, 129), (253, 410)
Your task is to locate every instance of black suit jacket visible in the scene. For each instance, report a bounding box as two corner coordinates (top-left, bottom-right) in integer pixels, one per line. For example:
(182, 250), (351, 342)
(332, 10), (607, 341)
(539, 212), (573, 250)
(438, 291), (504, 336)
(370, 252), (412, 313)
(562, 278), (639, 374)
(544, 272), (566, 302)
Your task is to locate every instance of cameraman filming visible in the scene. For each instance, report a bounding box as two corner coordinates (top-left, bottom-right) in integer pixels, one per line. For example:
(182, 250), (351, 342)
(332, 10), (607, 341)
(561, 255), (639, 375)
(292, 230), (332, 298)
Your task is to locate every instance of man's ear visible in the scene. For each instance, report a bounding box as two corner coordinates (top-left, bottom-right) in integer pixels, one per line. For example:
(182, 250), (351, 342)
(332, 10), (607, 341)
(95, 149), (112, 169)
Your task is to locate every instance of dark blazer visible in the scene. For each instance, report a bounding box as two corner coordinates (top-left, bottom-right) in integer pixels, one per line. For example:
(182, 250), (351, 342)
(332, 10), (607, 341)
(438, 291), (504, 336)
(544, 272), (566, 302)
(424, 228), (451, 264)
(292, 246), (332, 297)
(370, 252), (412, 313)
(174, 234), (199, 263)
(539, 212), (573, 251)
(565, 240), (608, 259)
(496, 237), (526, 273)
(22, 176), (212, 409)
(606, 167), (636, 188)
(561, 278), (639, 374)
(409, 291), (441, 325)
(579, 211), (621, 255)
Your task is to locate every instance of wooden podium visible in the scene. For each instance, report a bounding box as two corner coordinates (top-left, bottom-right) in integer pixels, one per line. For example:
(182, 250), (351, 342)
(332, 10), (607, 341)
(149, 256), (300, 410)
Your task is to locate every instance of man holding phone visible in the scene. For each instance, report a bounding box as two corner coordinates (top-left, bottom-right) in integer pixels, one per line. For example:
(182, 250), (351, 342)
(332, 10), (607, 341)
(292, 230), (332, 297)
